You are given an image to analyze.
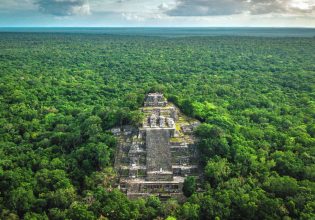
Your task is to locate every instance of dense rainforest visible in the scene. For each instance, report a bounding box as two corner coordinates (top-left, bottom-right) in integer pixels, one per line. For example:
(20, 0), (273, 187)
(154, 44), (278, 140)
(0, 32), (314, 220)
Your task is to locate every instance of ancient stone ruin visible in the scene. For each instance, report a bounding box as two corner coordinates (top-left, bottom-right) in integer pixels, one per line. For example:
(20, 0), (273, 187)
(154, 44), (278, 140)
(113, 93), (200, 200)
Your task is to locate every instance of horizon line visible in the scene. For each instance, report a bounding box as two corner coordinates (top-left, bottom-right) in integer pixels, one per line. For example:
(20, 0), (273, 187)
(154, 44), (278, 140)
(1, 26), (315, 29)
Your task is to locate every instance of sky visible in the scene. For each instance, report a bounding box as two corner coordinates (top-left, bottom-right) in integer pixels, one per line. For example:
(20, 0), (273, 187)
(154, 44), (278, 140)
(0, 0), (314, 27)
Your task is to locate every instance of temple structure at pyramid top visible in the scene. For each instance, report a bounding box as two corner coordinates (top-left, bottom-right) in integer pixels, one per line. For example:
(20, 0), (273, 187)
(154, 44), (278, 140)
(144, 93), (168, 107)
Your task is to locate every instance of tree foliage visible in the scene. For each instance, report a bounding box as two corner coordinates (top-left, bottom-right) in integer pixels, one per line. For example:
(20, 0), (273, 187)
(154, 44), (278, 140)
(183, 176), (197, 197)
(0, 32), (314, 219)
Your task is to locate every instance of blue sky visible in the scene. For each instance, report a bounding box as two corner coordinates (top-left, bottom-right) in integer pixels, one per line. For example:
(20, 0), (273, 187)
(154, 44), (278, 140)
(0, 0), (314, 27)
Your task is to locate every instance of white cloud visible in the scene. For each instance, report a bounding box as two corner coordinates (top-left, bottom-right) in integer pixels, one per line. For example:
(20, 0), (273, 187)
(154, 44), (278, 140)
(158, 2), (171, 10)
(122, 12), (145, 21)
(166, 0), (315, 16)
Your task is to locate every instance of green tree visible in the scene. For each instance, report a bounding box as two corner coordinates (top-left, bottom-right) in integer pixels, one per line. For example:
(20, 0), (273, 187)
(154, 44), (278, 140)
(180, 202), (200, 220)
(183, 176), (197, 197)
(263, 176), (299, 198)
(67, 202), (96, 220)
(8, 187), (36, 216)
(205, 157), (231, 187)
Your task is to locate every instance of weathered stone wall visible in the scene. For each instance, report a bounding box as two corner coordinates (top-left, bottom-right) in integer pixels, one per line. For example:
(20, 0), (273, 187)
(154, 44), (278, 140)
(146, 129), (172, 178)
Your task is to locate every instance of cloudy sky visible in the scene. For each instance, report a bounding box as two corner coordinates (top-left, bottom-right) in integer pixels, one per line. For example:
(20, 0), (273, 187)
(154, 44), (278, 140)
(0, 0), (314, 27)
